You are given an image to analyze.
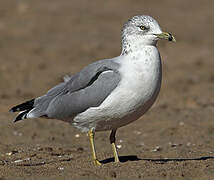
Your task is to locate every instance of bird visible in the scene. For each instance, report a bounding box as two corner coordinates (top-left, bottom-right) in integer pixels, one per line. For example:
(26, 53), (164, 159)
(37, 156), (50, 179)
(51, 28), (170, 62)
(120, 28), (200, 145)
(9, 15), (176, 166)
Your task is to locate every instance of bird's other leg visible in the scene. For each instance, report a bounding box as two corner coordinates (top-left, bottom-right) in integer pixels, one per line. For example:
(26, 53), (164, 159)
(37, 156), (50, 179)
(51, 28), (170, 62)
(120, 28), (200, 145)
(88, 129), (102, 166)
(110, 129), (120, 163)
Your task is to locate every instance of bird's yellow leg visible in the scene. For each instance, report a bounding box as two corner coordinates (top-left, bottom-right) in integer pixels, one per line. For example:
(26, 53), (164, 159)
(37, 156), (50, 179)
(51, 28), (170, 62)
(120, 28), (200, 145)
(88, 129), (102, 166)
(111, 142), (120, 163)
(110, 129), (120, 163)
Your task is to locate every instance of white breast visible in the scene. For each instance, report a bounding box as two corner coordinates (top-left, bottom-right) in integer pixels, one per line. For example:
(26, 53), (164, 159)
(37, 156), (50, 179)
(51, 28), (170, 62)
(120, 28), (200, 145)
(73, 46), (162, 132)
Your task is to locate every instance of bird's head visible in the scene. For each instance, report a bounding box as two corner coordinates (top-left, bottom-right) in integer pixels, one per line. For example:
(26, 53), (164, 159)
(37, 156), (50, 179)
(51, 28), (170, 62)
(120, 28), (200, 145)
(121, 15), (176, 54)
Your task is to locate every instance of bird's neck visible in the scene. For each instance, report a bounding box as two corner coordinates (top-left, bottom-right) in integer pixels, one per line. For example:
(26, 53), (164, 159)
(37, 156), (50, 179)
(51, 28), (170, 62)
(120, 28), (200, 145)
(121, 36), (158, 55)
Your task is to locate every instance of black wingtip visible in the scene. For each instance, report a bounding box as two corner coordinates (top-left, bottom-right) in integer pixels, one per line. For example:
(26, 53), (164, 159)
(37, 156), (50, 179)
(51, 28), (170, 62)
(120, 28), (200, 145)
(9, 99), (35, 113)
(13, 110), (29, 123)
(13, 117), (22, 123)
(9, 107), (18, 113)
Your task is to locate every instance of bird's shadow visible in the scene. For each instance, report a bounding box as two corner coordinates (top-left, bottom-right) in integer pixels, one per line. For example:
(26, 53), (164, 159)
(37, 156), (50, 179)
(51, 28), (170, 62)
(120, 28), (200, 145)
(100, 155), (214, 164)
(101, 155), (141, 164)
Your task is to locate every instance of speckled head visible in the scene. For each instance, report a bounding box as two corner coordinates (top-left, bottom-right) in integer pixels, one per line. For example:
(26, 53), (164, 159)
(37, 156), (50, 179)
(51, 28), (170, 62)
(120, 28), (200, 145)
(121, 15), (175, 55)
(122, 15), (162, 36)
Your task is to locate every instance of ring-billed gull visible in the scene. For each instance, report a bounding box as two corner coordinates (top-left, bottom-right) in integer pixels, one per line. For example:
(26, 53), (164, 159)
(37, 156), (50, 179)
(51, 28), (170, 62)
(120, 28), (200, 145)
(10, 15), (175, 165)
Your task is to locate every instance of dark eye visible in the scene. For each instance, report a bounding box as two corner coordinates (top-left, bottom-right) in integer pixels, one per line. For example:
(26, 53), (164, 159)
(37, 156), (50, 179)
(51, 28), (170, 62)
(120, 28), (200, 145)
(139, 26), (147, 30)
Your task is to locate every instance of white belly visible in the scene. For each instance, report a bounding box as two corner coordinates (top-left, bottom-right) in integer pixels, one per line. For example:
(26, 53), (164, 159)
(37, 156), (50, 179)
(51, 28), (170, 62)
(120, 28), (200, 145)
(73, 47), (162, 132)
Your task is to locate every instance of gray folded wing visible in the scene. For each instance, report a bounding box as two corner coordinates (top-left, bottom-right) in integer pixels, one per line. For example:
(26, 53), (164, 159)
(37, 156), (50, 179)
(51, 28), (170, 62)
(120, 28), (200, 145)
(28, 59), (121, 119)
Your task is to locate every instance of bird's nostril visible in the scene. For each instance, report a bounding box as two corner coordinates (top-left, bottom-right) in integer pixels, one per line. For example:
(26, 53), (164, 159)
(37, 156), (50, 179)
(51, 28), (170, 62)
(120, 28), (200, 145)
(168, 33), (173, 41)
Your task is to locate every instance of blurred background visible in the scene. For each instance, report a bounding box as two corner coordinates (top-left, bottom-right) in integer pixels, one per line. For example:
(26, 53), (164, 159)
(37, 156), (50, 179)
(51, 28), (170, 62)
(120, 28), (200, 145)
(0, 0), (214, 179)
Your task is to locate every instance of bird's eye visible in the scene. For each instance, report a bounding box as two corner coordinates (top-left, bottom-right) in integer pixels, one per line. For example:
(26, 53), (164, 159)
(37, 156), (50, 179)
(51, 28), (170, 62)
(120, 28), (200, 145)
(139, 26), (147, 30)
